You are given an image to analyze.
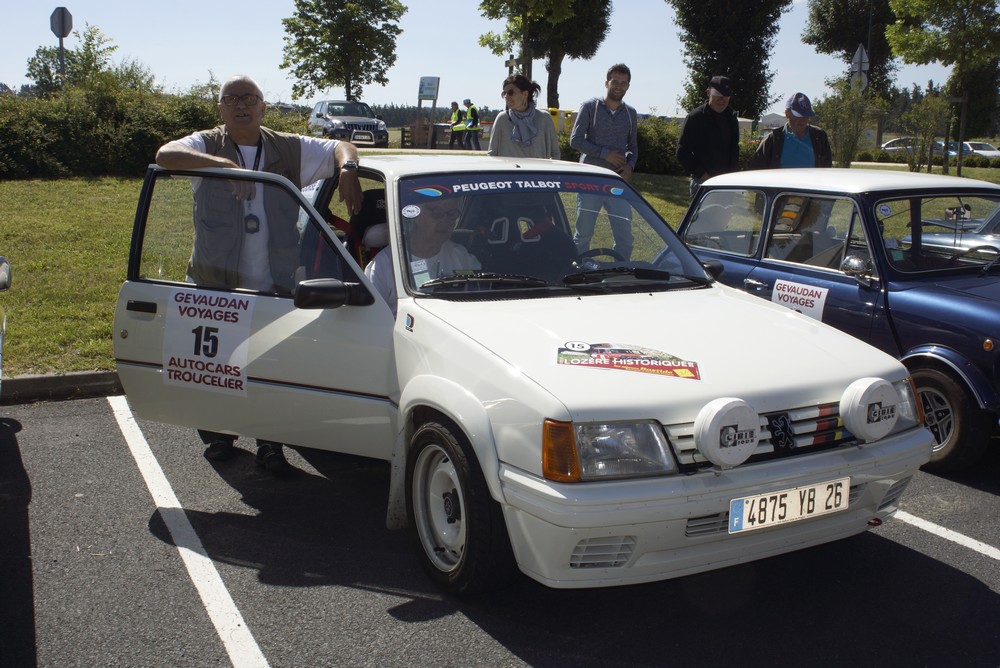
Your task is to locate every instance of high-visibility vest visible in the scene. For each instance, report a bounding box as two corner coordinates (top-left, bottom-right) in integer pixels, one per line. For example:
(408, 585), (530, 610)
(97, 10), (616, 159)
(451, 108), (466, 132)
(465, 104), (481, 131)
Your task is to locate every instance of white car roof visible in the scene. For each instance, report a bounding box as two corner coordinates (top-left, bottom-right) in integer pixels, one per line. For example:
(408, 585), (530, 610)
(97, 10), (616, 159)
(357, 154), (617, 180)
(702, 168), (1000, 194)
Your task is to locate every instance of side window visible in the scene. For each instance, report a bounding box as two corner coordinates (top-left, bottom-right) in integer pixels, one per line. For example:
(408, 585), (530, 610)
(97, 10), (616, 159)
(764, 195), (857, 269)
(138, 172), (350, 294)
(683, 190), (764, 256)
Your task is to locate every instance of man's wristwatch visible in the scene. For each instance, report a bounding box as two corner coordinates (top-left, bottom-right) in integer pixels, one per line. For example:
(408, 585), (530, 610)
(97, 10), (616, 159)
(341, 160), (359, 170)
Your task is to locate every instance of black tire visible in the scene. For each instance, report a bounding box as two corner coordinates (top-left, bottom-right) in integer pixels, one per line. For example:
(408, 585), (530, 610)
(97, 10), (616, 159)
(910, 366), (992, 472)
(406, 419), (517, 595)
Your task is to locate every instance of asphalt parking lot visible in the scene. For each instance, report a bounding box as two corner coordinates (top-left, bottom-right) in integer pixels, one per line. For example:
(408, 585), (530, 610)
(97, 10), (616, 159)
(2, 393), (999, 667)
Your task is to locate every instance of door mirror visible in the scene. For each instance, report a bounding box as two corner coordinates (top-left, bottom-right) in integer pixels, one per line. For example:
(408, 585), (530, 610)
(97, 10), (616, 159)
(840, 255), (873, 287)
(0, 256), (10, 291)
(293, 278), (374, 309)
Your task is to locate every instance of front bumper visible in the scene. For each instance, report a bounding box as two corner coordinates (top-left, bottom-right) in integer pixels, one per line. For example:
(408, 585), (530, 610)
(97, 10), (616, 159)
(499, 426), (932, 588)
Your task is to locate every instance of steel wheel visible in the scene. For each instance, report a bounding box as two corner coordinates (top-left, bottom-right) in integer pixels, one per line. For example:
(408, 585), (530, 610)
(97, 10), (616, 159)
(411, 442), (466, 573)
(406, 419), (517, 594)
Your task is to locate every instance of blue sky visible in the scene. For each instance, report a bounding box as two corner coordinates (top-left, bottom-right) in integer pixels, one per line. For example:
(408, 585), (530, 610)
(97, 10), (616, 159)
(3, 0), (949, 118)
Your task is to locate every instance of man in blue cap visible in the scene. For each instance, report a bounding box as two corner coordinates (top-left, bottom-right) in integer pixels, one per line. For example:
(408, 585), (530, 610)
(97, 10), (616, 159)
(749, 92), (832, 169)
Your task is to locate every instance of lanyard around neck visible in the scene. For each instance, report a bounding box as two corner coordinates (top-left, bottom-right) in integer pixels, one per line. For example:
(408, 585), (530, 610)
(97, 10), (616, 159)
(233, 135), (263, 171)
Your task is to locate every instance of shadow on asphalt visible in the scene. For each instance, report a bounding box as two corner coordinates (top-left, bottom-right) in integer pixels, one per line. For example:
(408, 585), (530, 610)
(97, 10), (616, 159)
(146, 446), (1000, 666)
(0, 417), (38, 668)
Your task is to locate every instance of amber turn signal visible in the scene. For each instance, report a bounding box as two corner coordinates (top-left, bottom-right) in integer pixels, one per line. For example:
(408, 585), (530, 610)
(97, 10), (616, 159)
(542, 419), (580, 482)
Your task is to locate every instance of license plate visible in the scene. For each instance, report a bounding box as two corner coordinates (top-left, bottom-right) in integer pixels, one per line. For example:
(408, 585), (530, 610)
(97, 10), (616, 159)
(728, 477), (849, 533)
(351, 130), (375, 143)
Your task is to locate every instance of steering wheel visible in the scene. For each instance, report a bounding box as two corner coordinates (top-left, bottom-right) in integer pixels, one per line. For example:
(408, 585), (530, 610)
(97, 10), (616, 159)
(945, 244), (1000, 266)
(578, 247), (626, 262)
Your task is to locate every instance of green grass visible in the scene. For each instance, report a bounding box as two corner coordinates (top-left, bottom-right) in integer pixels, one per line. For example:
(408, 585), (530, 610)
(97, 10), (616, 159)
(1, 177), (134, 376)
(1, 165), (997, 378)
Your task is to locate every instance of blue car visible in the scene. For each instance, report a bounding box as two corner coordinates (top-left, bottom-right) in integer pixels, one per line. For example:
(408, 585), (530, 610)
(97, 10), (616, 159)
(679, 168), (1000, 471)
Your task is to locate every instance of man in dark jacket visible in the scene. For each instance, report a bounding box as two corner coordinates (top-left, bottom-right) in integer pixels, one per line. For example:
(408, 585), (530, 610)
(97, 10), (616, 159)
(749, 92), (833, 169)
(676, 75), (740, 199)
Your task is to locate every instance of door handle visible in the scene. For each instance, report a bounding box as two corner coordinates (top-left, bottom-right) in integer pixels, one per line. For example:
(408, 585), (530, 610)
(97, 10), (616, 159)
(126, 300), (157, 314)
(743, 278), (768, 293)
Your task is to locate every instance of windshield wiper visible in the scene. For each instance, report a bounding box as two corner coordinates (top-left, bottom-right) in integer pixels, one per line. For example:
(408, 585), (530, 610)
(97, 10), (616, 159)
(420, 271), (548, 289)
(562, 266), (672, 285)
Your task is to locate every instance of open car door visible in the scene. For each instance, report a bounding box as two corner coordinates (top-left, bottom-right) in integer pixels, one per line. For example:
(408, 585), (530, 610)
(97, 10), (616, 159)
(113, 166), (398, 460)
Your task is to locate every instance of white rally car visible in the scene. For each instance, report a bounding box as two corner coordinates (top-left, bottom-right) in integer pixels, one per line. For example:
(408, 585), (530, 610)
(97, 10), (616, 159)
(114, 155), (932, 593)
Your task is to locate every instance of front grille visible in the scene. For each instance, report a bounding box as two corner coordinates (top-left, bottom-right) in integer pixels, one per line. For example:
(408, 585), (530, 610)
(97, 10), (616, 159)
(346, 122), (376, 131)
(665, 402), (856, 469)
(569, 536), (636, 568)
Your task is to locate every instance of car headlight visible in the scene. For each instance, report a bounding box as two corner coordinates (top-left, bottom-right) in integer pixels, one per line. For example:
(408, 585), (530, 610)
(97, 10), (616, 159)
(376, 120), (387, 131)
(543, 419), (677, 482)
(330, 120), (346, 130)
(890, 377), (922, 435)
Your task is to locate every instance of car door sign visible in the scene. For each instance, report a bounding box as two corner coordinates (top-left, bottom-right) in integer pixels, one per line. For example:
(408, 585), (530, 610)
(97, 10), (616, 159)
(163, 288), (255, 395)
(771, 279), (829, 321)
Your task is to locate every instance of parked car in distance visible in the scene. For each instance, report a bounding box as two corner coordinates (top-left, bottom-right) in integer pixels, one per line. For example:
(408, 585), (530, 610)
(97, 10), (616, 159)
(880, 137), (955, 158)
(114, 156), (931, 594)
(307, 100), (389, 147)
(0, 256), (10, 396)
(880, 137), (919, 155)
(680, 168), (1000, 473)
(951, 141), (1000, 160)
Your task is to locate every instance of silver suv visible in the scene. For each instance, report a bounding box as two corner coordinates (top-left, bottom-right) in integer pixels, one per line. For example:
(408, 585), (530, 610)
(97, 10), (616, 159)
(308, 100), (389, 147)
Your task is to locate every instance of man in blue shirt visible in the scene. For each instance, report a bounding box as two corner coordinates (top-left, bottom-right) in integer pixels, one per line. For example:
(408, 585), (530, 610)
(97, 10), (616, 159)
(749, 92), (832, 169)
(570, 63), (639, 259)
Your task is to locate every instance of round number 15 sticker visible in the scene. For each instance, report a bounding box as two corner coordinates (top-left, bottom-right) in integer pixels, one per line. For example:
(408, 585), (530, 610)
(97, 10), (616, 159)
(563, 341), (592, 352)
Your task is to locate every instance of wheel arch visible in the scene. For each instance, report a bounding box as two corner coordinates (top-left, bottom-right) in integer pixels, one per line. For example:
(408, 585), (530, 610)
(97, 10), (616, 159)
(386, 375), (503, 529)
(902, 345), (1000, 414)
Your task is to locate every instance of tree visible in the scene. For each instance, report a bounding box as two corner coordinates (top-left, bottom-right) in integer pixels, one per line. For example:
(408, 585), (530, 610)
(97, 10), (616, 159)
(479, 0), (608, 109)
(813, 80), (887, 167)
(946, 58), (999, 139)
(886, 0), (1000, 170)
(526, 0), (612, 109)
(899, 94), (950, 172)
(802, 0), (899, 100)
(25, 24), (158, 97)
(666, 0), (794, 119)
(281, 0), (407, 101)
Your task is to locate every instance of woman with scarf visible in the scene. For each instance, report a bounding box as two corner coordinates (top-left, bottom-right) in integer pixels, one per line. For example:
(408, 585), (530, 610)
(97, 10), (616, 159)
(488, 75), (561, 159)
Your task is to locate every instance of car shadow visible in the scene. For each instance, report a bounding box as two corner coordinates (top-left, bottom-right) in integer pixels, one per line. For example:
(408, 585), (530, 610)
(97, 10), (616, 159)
(932, 440), (1000, 495)
(0, 417), (38, 668)
(146, 445), (1000, 665)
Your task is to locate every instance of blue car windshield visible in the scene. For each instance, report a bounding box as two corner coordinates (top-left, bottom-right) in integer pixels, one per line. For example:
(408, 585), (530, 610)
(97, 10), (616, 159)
(877, 194), (1000, 273)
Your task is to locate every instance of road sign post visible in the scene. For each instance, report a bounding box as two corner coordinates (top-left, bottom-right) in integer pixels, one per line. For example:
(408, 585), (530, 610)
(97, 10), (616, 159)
(50, 7), (73, 80)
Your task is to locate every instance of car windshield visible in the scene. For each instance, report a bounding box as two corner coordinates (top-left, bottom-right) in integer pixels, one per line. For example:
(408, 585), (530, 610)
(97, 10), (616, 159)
(329, 103), (375, 118)
(396, 172), (710, 298)
(877, 194), (1000, 273)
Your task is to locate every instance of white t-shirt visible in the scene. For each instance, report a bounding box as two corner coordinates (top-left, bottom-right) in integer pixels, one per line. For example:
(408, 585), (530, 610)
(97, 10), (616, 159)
(365, 241), (480, 315)
(177, 132), (339, 291)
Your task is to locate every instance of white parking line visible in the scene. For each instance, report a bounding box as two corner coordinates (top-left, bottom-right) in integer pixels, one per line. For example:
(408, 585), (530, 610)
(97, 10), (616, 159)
(108, 396), (269, 668)
(895, 510), (1000, 561)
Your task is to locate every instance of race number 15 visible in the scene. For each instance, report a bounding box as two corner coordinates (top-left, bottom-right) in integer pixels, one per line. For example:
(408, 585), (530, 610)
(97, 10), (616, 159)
(191, 325), (219, 358)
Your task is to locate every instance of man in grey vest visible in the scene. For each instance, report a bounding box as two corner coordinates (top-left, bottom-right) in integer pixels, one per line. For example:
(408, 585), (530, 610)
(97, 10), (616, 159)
(156, 74), (362, 474)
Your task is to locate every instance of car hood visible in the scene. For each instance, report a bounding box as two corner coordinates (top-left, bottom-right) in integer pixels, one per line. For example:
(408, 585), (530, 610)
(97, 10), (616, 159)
(413, 285), (904, 417)
(896, 273), (1000, 303)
